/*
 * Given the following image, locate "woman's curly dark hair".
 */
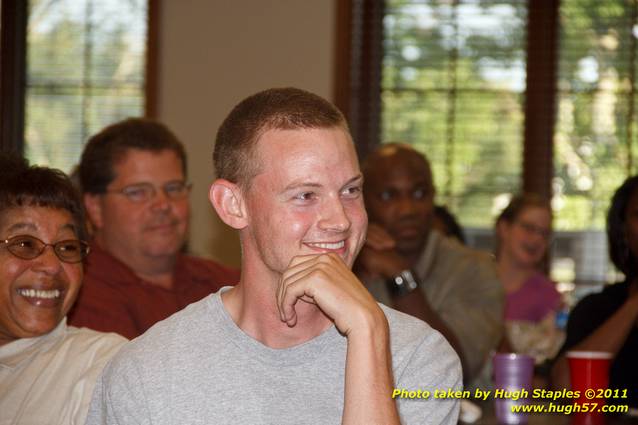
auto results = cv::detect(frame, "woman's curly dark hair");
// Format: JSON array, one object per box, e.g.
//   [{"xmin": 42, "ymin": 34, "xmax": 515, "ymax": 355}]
[{"xmin": 0, "ymin": 152, "xmax": 87, "ymax": 240}]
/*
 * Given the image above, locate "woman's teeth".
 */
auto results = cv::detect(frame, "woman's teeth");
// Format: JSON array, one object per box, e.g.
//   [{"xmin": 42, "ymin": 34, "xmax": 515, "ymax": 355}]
[{"xmin": 18, "ymin": 288, "xmax": 61, "ymax": 299}]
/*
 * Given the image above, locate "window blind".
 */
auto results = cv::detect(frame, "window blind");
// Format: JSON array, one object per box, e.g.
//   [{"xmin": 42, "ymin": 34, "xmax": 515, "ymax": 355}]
[
  {"xmin": 381, "ymin": 0, "xmax": 528, "ymax": 228},
  {"xmin": 345, "ymin": 0, "xmax": 637, "ymax": 286},
  {"xmin": 24, "ymin": 0, "xmax": 148, "ymax": 173}
]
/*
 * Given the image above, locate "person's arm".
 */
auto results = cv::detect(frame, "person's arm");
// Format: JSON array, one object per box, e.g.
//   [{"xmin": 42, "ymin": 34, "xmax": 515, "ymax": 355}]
[
  {"xmin": 342, "ymin": 309, "xmax": 398, "ymax": 424},
  {"xmin": 355, "ymin": 224, "xmax": 470, "ymax": 381},
  {"xmin": 278, "ymin": 253, "xmax": 400, "ymax": 425},
  {"xmin": 551, "ymin": 287, "xmax": 638, "ymax": 390}
]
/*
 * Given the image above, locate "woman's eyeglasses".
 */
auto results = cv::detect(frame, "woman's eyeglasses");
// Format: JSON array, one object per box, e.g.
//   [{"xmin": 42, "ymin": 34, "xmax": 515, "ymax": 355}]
[
  {"xmin": 515, "ymin": 220, "xmax": 551, "ymax": 240},
  {"xmin": 1, "ymin": 235, "xmax": 90, "ymax": 263}
]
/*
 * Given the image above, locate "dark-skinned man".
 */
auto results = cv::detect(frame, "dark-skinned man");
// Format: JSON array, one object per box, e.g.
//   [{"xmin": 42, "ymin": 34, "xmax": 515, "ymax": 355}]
[{"xmin": 356, "ymin": 142, "xmax": 504, "ymax": 387}]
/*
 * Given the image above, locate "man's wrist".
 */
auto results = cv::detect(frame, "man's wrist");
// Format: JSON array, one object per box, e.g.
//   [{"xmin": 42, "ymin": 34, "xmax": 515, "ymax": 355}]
[{"xmin": 385, "ymin": 269, "xmax": 420, "ymax": 297}]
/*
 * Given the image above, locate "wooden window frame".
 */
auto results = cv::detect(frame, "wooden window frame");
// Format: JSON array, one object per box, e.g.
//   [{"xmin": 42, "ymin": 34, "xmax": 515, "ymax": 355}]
[
  {"xmin": 335, "ymin": 0, "xmax": 560, "ymax": 201},
  {"xmin": 1, "ymin": 0, "xmax": 27, "ymax": 153},
  {"xmin": 0, "ymin": 0, "xmax": 159, "ymax": 153}
]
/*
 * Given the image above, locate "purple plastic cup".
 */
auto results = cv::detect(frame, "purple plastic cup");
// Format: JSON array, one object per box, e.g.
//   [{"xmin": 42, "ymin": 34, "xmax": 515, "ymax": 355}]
[{"xmin": 493, "ymin": 353, "xmax": 535, "ymax": 424}]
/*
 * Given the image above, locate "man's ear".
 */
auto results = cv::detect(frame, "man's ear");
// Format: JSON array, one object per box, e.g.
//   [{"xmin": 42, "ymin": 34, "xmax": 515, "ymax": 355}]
[
  {"xmin": 83, "ymin": 193, "xmax": 104, "ymax": 229},
  {"xmin": 209, "ymin": 179, "xmax": 248, "ymax": 230}
]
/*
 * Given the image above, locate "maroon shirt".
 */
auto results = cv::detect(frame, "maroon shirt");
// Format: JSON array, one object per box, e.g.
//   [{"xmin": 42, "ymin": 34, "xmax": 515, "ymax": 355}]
[{"xmin": 68, "ymin": 244, "xmax": 239, "ymax": 339}]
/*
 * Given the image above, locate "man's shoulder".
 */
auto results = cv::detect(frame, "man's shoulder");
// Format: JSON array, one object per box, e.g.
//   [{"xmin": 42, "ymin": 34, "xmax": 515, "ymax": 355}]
[
  {"xmin": 381, "ymin": 303, "xmax": 429, "ymax": 337},
  {"xmin": 426, "ymin": 233, "xmax": 499, "ymax": 284},
  {"xmin": 178, "ymin": 254, "xmax": 240, "ymax": 284},
  {"xmin": 380, "ymin": 304, "xmax": 459, "ymax": 360},
  {"xmin": 83, "ymin": 246, "xmax": 136, "ymax": 286},
  {"xmin": 380, "ymin": 304, "xmax": 462, "ymax": 391},
  {"xmin": 105, "ymin": 293, "xmax": 219, "ymax": 366},
  {"xmin": 178, "ymin": 254, "xmax": 230, "ymax": 271},
  {"xmin": 433, "ymin": 233, "xmax": 494, "ymax": 266}
]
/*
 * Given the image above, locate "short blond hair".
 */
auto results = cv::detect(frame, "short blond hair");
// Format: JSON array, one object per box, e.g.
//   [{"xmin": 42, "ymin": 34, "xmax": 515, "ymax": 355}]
[{"xmin": 213, "ymin": 87, "xmax": 349, "ymax": 188}]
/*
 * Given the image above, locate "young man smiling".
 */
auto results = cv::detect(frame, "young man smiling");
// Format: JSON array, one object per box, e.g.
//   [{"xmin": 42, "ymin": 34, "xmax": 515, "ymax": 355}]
[{"xmin": 87, "ymin": 88, "xmax": 461, "ymax": 424}]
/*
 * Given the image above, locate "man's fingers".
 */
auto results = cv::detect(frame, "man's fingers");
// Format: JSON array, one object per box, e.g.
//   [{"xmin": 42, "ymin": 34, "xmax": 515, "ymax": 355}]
[
  {"xmin": 365, "ymin": 225, "xmax": 396, "ymax": 250},
  {"xmin": 284, "ymin": 255, "xmax": 321, "ymax": 279},
  {"xmin": 278, "ymin": 255, "xmax": 322, "ymax": 321},
  {"xmin": 278, "ymin": 255, "xmax": 334, "ymax": 322},
  {"xmin": 365, "ymin": 235, "xmax": 394, "ymax": 250},
  {"xmin": 367, "ymin": 222, "xmax": 394, "ymax": 238},
  {"xmin": 283, "ymin": 253, "xmax": 344, "ymax": 282},
  {"xmin": 278, "ymin": 252, "xmax": 384, "ymax": 336},
  {"xmin": 278, "ymin": 268, "xmax": 321, "ymax": 326},
  {"xmin": 287, "ymin": 254, "xmax": 322, "ymax": 268}
]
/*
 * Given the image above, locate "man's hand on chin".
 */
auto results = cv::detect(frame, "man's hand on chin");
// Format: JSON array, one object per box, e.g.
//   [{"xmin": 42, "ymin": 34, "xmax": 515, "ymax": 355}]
[
  {"xmin": 276, "ymin": 253, "xmax": 387, "ymax": 336},
  {"xmin": 277, "ymin": 252, "xmax": 400, "ymax": 425},
  {"xmin": 356, "ymin": 223, "xmax": 410, "ymax": 280}
]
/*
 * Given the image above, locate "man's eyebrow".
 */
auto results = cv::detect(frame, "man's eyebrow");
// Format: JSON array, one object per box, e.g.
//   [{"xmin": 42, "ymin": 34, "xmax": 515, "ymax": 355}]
[
  {"xmin": 343, "ymin": 174, "xmax": 364, "ymax": 187},
  {"xmin": 283, "ymin": 181, "xmax": 323, "ymax": 191},
  {"xmin": 283, "ymin": 174, "xmax": 364, "ymax": 192}
]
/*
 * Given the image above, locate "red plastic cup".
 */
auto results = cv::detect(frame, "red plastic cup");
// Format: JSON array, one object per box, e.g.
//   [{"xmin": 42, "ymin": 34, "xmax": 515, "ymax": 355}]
[
  {"xmin": 566, "ymin": 351, "xmax": 613, "ymax": 402},
  {"xmin": 566, "ymin": 351, "xmax": 613, "ymax": 425}
]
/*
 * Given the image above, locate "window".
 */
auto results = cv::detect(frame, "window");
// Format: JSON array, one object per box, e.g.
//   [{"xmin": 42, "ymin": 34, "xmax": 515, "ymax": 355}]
[
  {"xmin": 341, "ymin": 0, "xmax": 637, "ymax": 286},
  {"xmin": 554, "ymin": 0, "xmax": 638, "ymax": 233},
  {"xmin": 553, "ymin": 0, "xmax": 638, "ymax": 285},
  {"xmin": 23, "ymin": 0, "xmax": 151, "ymax": 173},
  {"xmin": 1, "ymin": 0, "xmax": 28, "ymax": 152},
  {"xmin": 381, "ymin": 0, "xmax": 528, "ymax": 227}
]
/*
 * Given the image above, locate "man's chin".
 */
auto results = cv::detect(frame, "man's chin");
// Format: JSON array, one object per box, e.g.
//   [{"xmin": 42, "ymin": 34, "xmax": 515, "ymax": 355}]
[
  {"xmin": 143, "ymin": 240, "xmax": 184, "ymax": 258},
  {"xmin": 395, "ymin": 238, "xmax": 426, "ymax": 258}
]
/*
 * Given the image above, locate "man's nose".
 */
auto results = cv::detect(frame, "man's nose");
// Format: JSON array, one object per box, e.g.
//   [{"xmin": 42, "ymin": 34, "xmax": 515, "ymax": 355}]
[
  {"xmin": 318, "ymin": 198, "xmax": 351, "ymax": 232},
  {"xmin": 149, "ymin": 188, "xmax": 171, "ymax": 211},
  {"xmin": 395, "ymin": 195, "xmax": 419, "ymax": 217}
]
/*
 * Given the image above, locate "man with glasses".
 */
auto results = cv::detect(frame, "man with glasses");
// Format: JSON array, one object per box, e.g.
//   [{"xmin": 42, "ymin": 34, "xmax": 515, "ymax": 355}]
[
  {"xmin": 356, "ymin": 143, "xmax": 504, "ymax": 388},
  {"xmin": 69, "ymin": 118, "xmax": 239, "ymax": 339},
  {"xmin": 0, "ymin": 153, "xmax": 126, "ymax": 424}
]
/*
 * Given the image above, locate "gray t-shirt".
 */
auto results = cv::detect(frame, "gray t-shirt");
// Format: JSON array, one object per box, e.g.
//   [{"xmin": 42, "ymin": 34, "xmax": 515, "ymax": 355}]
[{"xmin": 86, "ymin": 288, "xmax": 461, "ymax": 424}]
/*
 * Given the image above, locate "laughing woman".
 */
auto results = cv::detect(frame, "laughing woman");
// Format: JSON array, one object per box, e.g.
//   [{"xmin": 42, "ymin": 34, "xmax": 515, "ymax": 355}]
[
  {"xmin": 495, "ymin": 194, "xmax": 563, "ymax": 364},
  {"xmin": 0, "ymin": 153, "xmax": 126, "ymax": 424}
]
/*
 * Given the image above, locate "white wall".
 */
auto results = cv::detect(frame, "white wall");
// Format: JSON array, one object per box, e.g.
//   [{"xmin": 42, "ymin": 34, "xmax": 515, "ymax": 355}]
[{"xmin": 157, "ymin": 0, "xmax": 336, "ymax": 267}]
